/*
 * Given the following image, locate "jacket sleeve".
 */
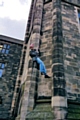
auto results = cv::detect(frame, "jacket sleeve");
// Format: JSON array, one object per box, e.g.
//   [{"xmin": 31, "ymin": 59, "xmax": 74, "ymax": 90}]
[{"xmin": 38, "ymin": 49, "xmax": 41, "ymax": 56}]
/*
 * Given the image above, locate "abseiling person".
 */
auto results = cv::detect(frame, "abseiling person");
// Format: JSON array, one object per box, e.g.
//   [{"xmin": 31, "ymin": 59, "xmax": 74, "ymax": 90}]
[{"xmin": 29, "ymin": 44, "xmax": 51, "ymax": 78}]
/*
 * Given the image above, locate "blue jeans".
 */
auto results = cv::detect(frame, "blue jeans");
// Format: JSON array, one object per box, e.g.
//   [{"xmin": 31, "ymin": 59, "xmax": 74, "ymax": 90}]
[{"xmin": 36, "ymin": 57, "xmax": 46, "ymax": 74}]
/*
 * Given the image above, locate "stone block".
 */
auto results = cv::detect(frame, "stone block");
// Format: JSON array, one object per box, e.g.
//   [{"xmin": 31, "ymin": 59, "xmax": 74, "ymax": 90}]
[
  {"xmin": 53, "ymin": 107, "xmax": 67, "ymax": 120},
  {"xmin": 52, "ymin": 96, "xmax": 67, "ymax": 107}
]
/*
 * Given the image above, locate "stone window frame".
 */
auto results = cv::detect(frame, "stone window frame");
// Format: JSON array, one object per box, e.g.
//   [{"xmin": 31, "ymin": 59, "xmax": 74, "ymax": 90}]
[{"xmin": 0, "ymin": 43, "xmax": 10, "ymax": 54}]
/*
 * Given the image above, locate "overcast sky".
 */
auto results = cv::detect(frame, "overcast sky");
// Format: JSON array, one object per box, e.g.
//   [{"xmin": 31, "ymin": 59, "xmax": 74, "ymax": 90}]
[{"xmin": 0, "ymin": 0, "xmax": 31, "ymax": 40}]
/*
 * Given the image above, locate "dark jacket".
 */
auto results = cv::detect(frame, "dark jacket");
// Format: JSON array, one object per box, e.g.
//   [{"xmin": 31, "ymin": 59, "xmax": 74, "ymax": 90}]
[{"xmin": 29, "ymin": 49, "xmax": 40, "ymax": 58}]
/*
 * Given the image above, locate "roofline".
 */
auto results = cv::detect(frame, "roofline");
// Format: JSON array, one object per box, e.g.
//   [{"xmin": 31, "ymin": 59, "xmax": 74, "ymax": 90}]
[
  {"xmin": 0, "ymin": 35, "xmax": 24, "ymax": 45},
  {"xmin": 62, "ymin": 0, "xmax": 80, "ymax": 8}
]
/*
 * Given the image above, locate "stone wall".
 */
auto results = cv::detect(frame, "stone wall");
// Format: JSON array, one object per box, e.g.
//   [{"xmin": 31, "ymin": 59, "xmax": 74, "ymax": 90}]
[
  {"xmin": 0, "ymin": 40, "xmax": 23, "ymax": 119},
  {"xmin": 62, "ymin": 2, "xmax": 80, "ymax": 101}
]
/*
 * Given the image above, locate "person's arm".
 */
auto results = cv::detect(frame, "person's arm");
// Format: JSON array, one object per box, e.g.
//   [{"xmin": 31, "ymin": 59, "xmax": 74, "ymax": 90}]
[
  {"xmin": 38, "ymin": 49, "xmax": 41, "ymax": 56},
  {"xmin": 36, "ymin": 49, "xmax": 41, "ymax": 56},
  {"xmin": 29, "ymin": 51, "xmax": 32, "ymax": 58}
]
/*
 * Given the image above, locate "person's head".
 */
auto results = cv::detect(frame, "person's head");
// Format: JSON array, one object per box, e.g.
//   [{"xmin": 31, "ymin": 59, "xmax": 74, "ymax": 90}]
[{"xmin": 30, "ymin": 44, "xmax": 34, "ymax": 49}]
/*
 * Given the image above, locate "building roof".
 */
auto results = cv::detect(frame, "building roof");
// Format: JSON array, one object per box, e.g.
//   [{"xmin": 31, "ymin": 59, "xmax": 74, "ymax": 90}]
[{"xmin": 0, "ymin": 35, "xmax": 24, "ymax": 45}]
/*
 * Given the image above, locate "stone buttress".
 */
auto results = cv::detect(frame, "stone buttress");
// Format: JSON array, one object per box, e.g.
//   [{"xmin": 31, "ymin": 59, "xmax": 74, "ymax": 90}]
[
  {"xmin": 51, "ymin": 0, "xmax": 67, "ymax": 119},
  {"xmin": 19, "ymin": 0, "xmax": 44, "ymax": 120}
]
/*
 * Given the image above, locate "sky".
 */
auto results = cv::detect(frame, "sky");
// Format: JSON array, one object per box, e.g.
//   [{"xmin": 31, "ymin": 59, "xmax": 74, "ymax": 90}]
[{"xmin": 0, "ymin": 0, "xmax": 31, "ymax": 40}]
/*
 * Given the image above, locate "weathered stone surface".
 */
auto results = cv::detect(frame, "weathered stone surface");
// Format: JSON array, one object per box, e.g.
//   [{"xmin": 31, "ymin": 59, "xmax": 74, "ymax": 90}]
[
  {"xmin": 62, "ymin": 1, "xmax": 80, "ymax": 101},
  {"xmin": 68, "ymin": 101, "xmax": 80, "ymax": 119},
  {"xmin": 38, "ymin": 75, "xmax": 52, "ymax": 97},
  {"xmin": 0, "ymin": 36, "xmax": 23, "ymax": 119},
  {"xmin": 26, "ymin": 103, "xmax": 54, "ymax": 120}
]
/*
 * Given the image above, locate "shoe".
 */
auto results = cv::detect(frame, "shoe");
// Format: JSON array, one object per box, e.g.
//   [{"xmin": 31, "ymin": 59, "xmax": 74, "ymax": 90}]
[
  {"xmin": 45, "ymin": 74, "xmax": 51, "ymax": 78},
  {"xmin": 41, "ymin": 72, "xmax": 44, "ymax": 75}
]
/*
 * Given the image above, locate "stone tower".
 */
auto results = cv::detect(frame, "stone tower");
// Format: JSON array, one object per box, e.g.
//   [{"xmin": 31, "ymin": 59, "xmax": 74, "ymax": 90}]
[{"xmin": 12, "ymin": 0, "xmax": 80, "ymax": 120}]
